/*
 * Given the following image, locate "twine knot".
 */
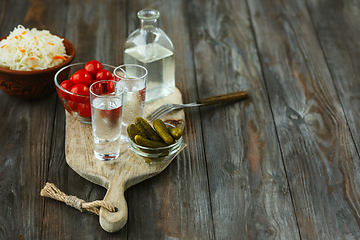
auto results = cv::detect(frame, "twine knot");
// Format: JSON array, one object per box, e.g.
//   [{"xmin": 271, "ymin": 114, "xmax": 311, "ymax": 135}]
[
  {"xmin": 65, "ymin": 195, "xmax": 85, "ymax": 212},
  {"xmin": 40, "ymin": 182, "xmax": 116, "ymax": 215}
]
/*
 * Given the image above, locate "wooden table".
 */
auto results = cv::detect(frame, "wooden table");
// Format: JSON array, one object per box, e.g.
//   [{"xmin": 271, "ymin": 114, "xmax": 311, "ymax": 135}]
[{"xmin": 1, "ymin": 0, "xmax": 360, "ymax": 239}]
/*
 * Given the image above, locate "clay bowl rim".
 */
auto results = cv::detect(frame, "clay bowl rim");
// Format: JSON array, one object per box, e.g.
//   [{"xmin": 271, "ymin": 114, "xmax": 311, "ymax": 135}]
[
  {"xmin": 0, "ymin": 36, "xmax": 76, "ymax": 76},
  {"xmin": 54, "ymin": 62, "xmax": 116, "ymax": 98}
]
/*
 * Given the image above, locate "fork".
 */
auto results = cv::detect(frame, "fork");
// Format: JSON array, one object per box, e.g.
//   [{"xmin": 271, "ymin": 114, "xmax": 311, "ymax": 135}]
[{"xmin": 146, "ymin": 91, "xmax": 248, "ymax": 122}]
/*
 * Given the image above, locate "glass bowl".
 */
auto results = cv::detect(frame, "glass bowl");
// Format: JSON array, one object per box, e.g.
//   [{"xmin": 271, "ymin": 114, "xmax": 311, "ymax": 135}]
[
  {"xmin": 128, "ymin": 123, "xmax": 183, "ymax": 164},
  {"xmin": 54, "ymin": 62, "xmax": 116, "ymax": 124}
]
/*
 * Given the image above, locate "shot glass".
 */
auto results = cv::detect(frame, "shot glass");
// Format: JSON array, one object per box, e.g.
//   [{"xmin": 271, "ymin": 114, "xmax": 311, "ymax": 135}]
[
  {"xmin": 90, "ymin": 80, "xmax": 124, "ymax": 161},
  {"xmin": 114, "ymin": 64, "xmax": 148, "ymax": 142}
]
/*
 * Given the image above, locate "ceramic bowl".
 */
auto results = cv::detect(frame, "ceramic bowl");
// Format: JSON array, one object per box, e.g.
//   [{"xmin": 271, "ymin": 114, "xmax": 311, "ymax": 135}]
[
  {"xmin": 0, "ymin": 36, "xmax": 75, "ymax": 99},
  {"xmin": 54, "ymin": 62, "xmax": 116, "ymax": 124},
  {"xmin": 128, "ymin": 123, "xmax": 183, "ymax": 164}
]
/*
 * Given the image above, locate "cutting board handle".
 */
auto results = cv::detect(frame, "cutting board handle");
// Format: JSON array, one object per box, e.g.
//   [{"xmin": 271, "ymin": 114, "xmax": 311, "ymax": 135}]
[{"xmin": 99, "ymin": 175, "xmax": 127, "ymax": 233}]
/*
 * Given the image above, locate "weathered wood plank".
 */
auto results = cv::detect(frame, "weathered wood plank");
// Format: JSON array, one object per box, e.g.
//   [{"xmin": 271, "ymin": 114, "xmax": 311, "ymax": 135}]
[
  {"xmin": 62, "ymin": 0, "xmax": 126, "ymax": 66},
  {"xmin": 126, "ymin": 0, "xmax": 215, "ymax": 239},
  {"xmin": 186, "ymin": 0, "xmax": 300, "ymax": 239},
  {"xmin": 0, "ymin": 94, "xmax": 58, "ymax": 239},
  {"xmin": 306, "ymin": 0, "xmax": 360, "ymax": 171},
  {"xmin": 0, "ymin": 0, "xmax": 8, "ymax": 32},
  {"xmin": 0, "ymin": 0, "xmax": 67, "ymax": 239},
  {"xmin": 249, "ymin": 0, "xmax": 360, "ymax": 238}
]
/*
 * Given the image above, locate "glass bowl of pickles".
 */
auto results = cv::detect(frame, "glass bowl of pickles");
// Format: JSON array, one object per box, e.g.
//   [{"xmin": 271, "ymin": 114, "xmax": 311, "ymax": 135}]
[{"xmin": 128, "ymin": 117, "xmax": 183, "ymax": 164}]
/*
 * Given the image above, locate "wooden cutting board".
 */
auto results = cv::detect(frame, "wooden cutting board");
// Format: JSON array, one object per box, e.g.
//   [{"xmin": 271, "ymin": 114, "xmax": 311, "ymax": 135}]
[{"xmin": 65, "ymin": 88, "xmax": 186, "ymax": 233}]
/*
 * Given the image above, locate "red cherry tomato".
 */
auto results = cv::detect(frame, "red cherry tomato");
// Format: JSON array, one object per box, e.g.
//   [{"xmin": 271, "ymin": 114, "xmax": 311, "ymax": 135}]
[
  {"xmin": 107, "ymin": 81, "xmax": 115, "ymax": 93},
  {"xmin": 59, "ymin": 80, "xmax": 74, "ymax": 100},
  {"xmin": 114, "ymin": 73, "xmax": 123, "ymax": 82},
  {"xmin": 67, "ymin": 100, "xmax": 78, "ymax": 112},
  {"xmin": 96, "ymin": 69, "xmax": 112, "ymax": 80},
  {"xmin": 91, "ymin": 82, "xmax": 104, "ymax": 95},
  {"xmin": 71, "ymin": 69, "xmax": 92, "ymax": 86},
  {"xmin": 100, "ymin": 106, "xmax": 122, "ymax": 123},
  {"xmin": 90, "ymin": 79, "xmax": 102, "ymax": 91},
  {"xmin": 70, "ymin": 84, "xmax": 90, "ymax": 103},
  {"xmin": 85, "ymin": 60, "xmax": 103, "ymax": 79},
  {"xmin": 138, "ymin": 86, "xmax": 146, "ymax": 102},
  {"xmin": 78, "ymin": 101, "xmax": 91, "ymax": 118}
]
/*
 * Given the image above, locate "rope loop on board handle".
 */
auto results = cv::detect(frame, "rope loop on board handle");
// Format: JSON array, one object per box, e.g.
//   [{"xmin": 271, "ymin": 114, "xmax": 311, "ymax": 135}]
[{"xmin": 40, "ymin": 182, "xmax": 116, "ymax": 215}]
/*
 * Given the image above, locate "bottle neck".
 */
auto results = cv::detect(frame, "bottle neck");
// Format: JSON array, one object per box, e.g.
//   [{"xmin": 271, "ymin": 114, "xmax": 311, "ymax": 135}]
[{"xmin": 140, "ymin": 19, "xmax": 157, "ymax": 29}]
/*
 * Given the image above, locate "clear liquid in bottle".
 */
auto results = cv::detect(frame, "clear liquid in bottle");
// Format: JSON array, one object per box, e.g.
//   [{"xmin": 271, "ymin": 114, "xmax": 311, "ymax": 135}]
[
  {"xmin": 124, "ymin": 9, "xmax": 175, "ymax": 103},
  {"xmin": 124, "ymin": 43, "xmax": 174, "ymax": 102}
]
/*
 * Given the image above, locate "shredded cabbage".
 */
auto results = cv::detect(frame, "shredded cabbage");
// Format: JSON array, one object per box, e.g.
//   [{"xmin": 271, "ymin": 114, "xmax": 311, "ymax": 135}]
[{"xmin": 0, "ymin": 25, "xmax": 68, "ymax": 71}]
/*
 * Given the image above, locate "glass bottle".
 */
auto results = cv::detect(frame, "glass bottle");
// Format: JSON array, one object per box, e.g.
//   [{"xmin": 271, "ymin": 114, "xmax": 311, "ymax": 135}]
[{"xmin": 124, "ymin": 9, "xmax": 175, "ymax": 103}]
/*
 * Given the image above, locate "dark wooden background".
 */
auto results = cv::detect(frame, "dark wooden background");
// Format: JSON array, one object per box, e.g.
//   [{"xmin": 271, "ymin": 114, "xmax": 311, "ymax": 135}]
[{"xmin": 1, "ymin": 0, "xmax": 360, "ymax": 239}]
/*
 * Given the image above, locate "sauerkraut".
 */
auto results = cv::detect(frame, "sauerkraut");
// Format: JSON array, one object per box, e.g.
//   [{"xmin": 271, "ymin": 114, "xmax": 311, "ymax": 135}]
[{"xmin": 0, "ymin": 25, "xmax": 68, "ymax": 71}]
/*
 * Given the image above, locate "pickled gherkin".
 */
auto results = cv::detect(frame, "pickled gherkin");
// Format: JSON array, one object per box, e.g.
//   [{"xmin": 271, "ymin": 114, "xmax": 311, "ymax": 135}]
[
  {"xmin": 128, "ymin": 117, "xmax": 184, "ymax": 164},
  {"xmin": 127, "ymin": 124, "xmax": 146, "ymax": 142},
  {"xmin": 135, "ymin": 117, "xmax": 163, "ymax": 141},
  {"xmin": 153, "ymin": 119, "xmax": 174, "ymax": 144},
  {"xmin": 129, "ymin": 117, "xmax": 183, "ymax": 148},
  {"xmin": 169, "ymin": 127, "xmax": 183, "ymax": 140},
  {"xmin": 134, "ymin": 135, "xmax": 168, "ymax": 148}
]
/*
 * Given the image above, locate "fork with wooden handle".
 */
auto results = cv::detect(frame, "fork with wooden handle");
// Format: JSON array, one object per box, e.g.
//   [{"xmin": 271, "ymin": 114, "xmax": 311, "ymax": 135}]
[{"xmin": 146, "ymin": 91, "xmax": 248, "ymax": 121}]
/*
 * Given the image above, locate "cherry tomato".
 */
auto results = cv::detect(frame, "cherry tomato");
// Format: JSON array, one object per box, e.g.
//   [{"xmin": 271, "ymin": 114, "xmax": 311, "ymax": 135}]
[
  {"xmin": 67, "ymin": 100, "xmax": 78, "ymax": 112},
  {"xmin": 96, "ymin": 69, "xmax": 112, "ymax": 80},
  {"xmin": 71, "ymin": 69, "xmax": 92, "ymax": 86},
  {"xmin": 114, "ymin": 72, "xmax": 123, "ymax": 81},
  {"xmin": 84, "ymin": 60, "xmax": 103, "ymax": 79},
  {"xmin": 59, "ymin": 80, "xmax": 74, "ymax": 100},
  {"xmin": 91, "ymin": 82, "xmax": 104, "ymax": 95},
  {"xmin": 78, "ymin": 101, "xmax": 91, "ymax": 118},
  {"xmin": 138, "ymin": 86, "xmax": 146, "ymax": 102},
  {"xmin": 107, "ymin": 81, "xmax": 115, "ymax": 93},
  {"xmin": 90, "ymin": 79, "xmax": 102, "ymax": 89},
  {"xmin": 70, "ymin": 84, "xmax": 90, "ymax": 103},
  {"xmin": 100, "ymin": 106, "xmax": 122, "ymax": 123}
]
